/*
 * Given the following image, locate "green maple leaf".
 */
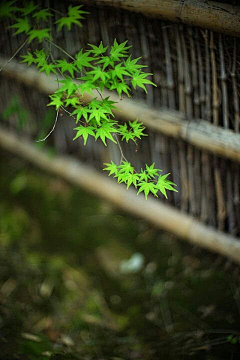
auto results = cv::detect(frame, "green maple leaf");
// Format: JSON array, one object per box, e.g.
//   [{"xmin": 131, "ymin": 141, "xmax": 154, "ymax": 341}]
[
  {"xmin": 129, "ymin": 120, "xmax": 146, "ymax": 139},
  {"xmin": 103, "ymin": 161, "xmax": 119, "ymax": 176},
  {"xmin": 156, "ymin": 174, "xmax": 178, "ymax": 199},
  {"xmin": 19, "ymin": 1, "xmax": 38, "ymax": 16},
  {"xmin": 88, "ymin": 107, "xmax": 110, "ymax": 125},
  {"xmin": 95, "ymin": 122, "xmax": 117, "ymax": 145},
  {"xmin": 138, "ymin": 170, "xmax": 149, "ymax": 182},
  {"xmin": 72, "ymin": 106, "xmax": 89, "ymax": 122},
  {"xmin": 88, "ymin": 41, "xmax": 107, "ymax": 57},
  {"xmin": 38, "ymin": 63, "xmax": 57, "ymax": 76},
  {"xmin": 116, "ymin": 172, "xmax": 129, "ymax": 184},
  {"xmin": 21, "ymin": 51, "xmax": 36, "ymax": 66},
  {"xmin": 110, "ymin": 80, "xmax": 130, "ymax": 97},
  {"xmin": 124, "ymin": 56, "xmax": 146, "ymax": 74},
  {"xmin": 87, "ymin": 98, "xmax": 115, "ymax": 125},
  {"xmin": 108, "ymin": 63, "xmax": 130, "ymax": 81},
  {"xmin": 64, "ymin": 97, "xmax": 80, "ymax": 107},
  {"xmin": 145, "ymin": 163, "xmax": 161, "ymax": 179},
  {"xmin": 118, "ymin": 123, "xmax": 135, "ymax": 143},
  {"xmin": 118, "ymin": 161, "xmax": 134, "ymax": 174},
  {"xmin": 96, "ymin": 56, "xmax": 114, "ymax": 70},
  {"xmin": 125, "ymin": 173, "xmax": 139, "ymax": 189},
  {"xmin": 9, "ymin": 17, "xmax": 30, "ymax": 35},
  {"xmin": 75, "ymin": 49, "xmax": 94, "ymax": 70},
  {"xmin": 0, "ymin": 1, "xmax": 18, "ymax": 18},
  {"xmin": 33, "ymin": 8, "xmax": 53, "ymax": 22},
  {"xmin": 137, "ymin": 181, "xmax": 158, "ymax": 200},
  {"xmin": 110, "ymin": 39, "xmax": 131, "ymax": 62},
  {"xmin": 55, "ymin": 16, "xmax": 82, "ymax": 31},
  {"xmin": 73, "ymin": 125, "xmax": 95, "ymax": 145},
  {"xmin": 68, "ymin": 5, "xmax": 89, "ymax": 19},
  {"xmin": 34, "ymin": 49, "xmax": 47, "ymax": 66},
  {"xmin": 77, "ymin": 81, "xmax": 95, "ymax": 96},
  {"xmin": 28, "ymin": 28, "xmax": 51, "ymax": 43},
  {"xmin": 87, "ymin": 67, "xmax": 110, "ymax": 83},
  {"xmin": 47, "ymin": 94, "xmax": 63, "ymax": 110},
  {"xmin": 131, "ymin": 71, "xmax": 157, "ymax": 93},
  {"xmin": 101, "ymin": 97, "xmax": 118, "ymax": 112},
  {"xmin": 55, "ymin": 77, "xmax": 78, "ymax": 97},
  {"xmin": 55, "ymin": 59, "xmax": 77, "ymax": 77}
]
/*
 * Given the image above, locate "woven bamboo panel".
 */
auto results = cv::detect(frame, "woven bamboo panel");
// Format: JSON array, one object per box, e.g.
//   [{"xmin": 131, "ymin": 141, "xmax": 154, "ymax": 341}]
[{"xmin": 0, "ymin": 2, "xmax": 240, "ymax": 236}]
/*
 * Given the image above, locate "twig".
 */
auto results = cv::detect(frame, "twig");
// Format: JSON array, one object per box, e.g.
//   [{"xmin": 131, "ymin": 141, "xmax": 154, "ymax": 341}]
[
  {"xmin": 47, "ymin": 39, "xmax": 75, "ymax": 61},
  {"xmin": 113, "ymin": 134, "xmax": 128, "ymax": 163},
  {"xmin": 36, "ymin": 109, "xmax": 59, "ymax": 142},
  {"xmin": 0, "ymin": 37, "xmax": 29, "ymax": 73}
]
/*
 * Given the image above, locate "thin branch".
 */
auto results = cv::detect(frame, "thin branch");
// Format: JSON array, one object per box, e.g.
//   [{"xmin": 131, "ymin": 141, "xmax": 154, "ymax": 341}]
[
  {"xmin": 0, "ymin": 37, "xmax": 29, "ymax": 73},
  {"xmin": 113, "ymin": 133, "xmax": 128, "ymax": 163},
  {"xmin": 47, "ymin": 39, "xmax": 75, "ymax": 61},
  {"xmin": 36, "ymin": 109, "xmax": 59, "ymax": 142}
]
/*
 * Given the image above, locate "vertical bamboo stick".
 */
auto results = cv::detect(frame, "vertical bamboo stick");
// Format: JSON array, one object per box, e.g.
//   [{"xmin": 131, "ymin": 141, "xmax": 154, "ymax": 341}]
[
  {"xmin": 219, "ymin": 34, "xmax": 229, "ymax": 129},
  {"xmin": 181, "ymin": 26, "xmax": 196, "ymax": 215},
  {"xmin": 188, "ymin": 27, "xmax": 200, "ymax": 119},
  {"xmin": 231, "ymin": 38, "xmax": 240, "ymax": 134},
  {"xmin": 175, "ymin": 24, "xmax": 185, "ymax": 113},
  {"xmin": 189, "ymin": 27, "xmax": 202, "ymax": 216},
  {"xmin": 210, "ymin": 32, "xmax": 220, "ymax": 126},
  {"xmin": 196, "ymin": 30, "xmax": 205, "ymax": 120},
  {"xmin": 175, "ymin": 25, "xmax": 188, "ymax": 212},
  {"xmin": 209, "ymin": 32, "xmax": 226, "ymax": 231},
  {"xmin": 219, "ymin": 34, "xmax": 235, "ymax": 233},
  {"xmin": 162, "ymin": 25, "xmax": 175, "ymax": 109}
]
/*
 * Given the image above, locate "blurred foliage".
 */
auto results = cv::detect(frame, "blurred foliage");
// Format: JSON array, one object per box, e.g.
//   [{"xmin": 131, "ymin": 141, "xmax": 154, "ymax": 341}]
[{"xmin": 1, "ymin": 152, "xmax": 240, "ymax": 359}]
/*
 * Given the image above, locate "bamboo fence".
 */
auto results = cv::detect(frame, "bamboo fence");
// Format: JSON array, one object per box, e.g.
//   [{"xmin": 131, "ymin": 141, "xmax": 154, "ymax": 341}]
[{"xmin": 0, "ymin": 0, "xmax": 240, "ymax": 258}]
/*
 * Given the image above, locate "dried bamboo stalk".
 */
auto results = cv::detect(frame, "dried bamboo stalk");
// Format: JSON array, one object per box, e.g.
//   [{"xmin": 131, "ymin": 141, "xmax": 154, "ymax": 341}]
[
  {"xmin": 79, "ymin": 0, "xmax": 240, "ymax": 38},
  {"xmin": 203, "ymin": 30, "xmax": 211, "ymax": 122},
  {"xmin": 180, "ymin": 26, "xmax": 196, "ymax": 215},
  {"xmin": 174, "ymin": 25, "xmax": 188, "ymax": 211},
  {"xmin": 189, "ymin": 27, "xmax": 200, "ymax": 119},
  {"xmin": 189, "ymin": 27, "xmax": 202, "ymax": 216},
  {"xmin": 1, "ymin": 125, "xmax": 240, "ymax": 263},
  {"xmin": 219, "ymin": 33, "xmax": 234, "ymax": 234},
  {"xmin": 210, "ymin": 32, "xmax": 220, "ymax": 127},
  {"xmin": 162, "ymin": 25, "xmax": 175, "ymax": 109},
  {"xmin": 175, "ymin": 25, "xmax": 185, "ymax": 113},
  {"xmin": 200, "ymin": 30, "xmax": 213, "ymax": 223},
  {"xmin": 232, "ymin": 38, "xmax": 240, "ymax": 133},
  {"xmin": 196, "ymin": 30, "xmax": 205, "ymax": 120},
  {"xmin": 210, "ymin": 33, "xmax": 226, "ymax": 230},
  {"xmin": 219, "ymin": 34, "xmax": 229, "ymax": 129}
]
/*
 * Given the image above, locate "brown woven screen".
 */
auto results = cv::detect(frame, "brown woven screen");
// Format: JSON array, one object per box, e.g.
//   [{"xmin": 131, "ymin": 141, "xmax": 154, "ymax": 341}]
[{"xmin": 0, "ymin": 2, "xmax": 240, "ymax": 236}]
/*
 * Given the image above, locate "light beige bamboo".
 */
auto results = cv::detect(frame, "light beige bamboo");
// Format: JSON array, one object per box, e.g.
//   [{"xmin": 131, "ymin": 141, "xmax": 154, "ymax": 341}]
[
  {"xmin": 79, "ymin": 0, "xmax": 240, "ymax": 38},
  {"xmin": 1, "ymin": 58, "xmax": 240, "ymax": 162},
  {"xmin": 1, "ymin": 125, "xmax": 240, "ymax": 263}
]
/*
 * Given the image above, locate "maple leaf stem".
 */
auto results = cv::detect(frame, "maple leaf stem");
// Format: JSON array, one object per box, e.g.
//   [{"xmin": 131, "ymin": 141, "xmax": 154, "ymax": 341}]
[
  {"xmin": 49, "ymin": 7, "xmax": 64, "ymax": 17},
  {"xmin": 36, "ymin": 108, "xmax": 60, "ymax": 142},
  {"xmin": 0, "ymin": 37, "xmax": 29, "ymax": 73},
  {"xmin": 113, "ymin": 134, "xmax": 128, "ymax": 163},
  {"xmin": 47, "ymin": 39, "xmax": 75, "ymax": 61},
  {"xmin": 60, "ymin": 106, "xmax": 84, "ymax": 124}
]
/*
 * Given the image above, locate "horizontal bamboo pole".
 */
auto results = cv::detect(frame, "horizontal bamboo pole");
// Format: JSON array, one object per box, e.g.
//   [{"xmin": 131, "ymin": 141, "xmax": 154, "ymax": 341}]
[
  {"xmin": 0, "ymin": 125, "xmax": 240, "ymax": 263},
  {"xmin": 79, "ymin": 0, "xmax": 240, "ymax": 38},
  {"xmin": 1, "ymin": 58, "xmax": 240, "ymax": 162}
]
